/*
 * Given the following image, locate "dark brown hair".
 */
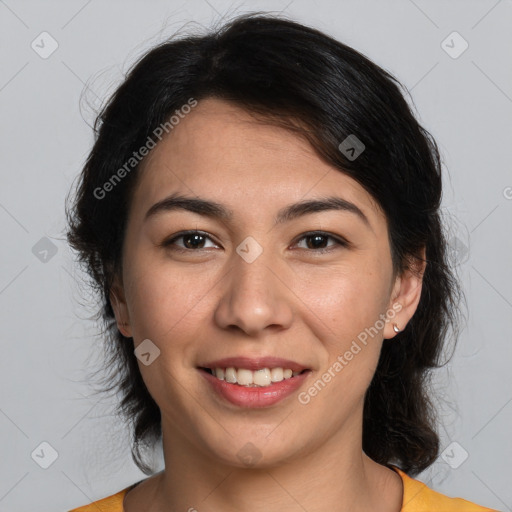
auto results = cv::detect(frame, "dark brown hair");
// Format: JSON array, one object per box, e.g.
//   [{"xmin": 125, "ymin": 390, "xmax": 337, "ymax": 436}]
[{"xmin": 66, "ymin": 12, "xmax": 462, "ymax": 476}]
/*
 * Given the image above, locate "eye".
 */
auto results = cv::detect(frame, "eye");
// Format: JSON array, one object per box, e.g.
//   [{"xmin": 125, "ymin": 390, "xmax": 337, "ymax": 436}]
[
  {"xmin": 160, "ymin": 230, "xmax": 348, "ymax": 253},
  {"xmin": 292, "ymin": 231, "xmax": 348, "ymax": 253},
  {"xmin": 161, "ymin": 230, "xmax": 219, "ymax": 251}
]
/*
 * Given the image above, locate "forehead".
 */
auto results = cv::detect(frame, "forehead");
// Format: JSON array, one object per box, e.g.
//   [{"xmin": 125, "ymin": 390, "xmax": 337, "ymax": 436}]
[{"xmin": 131, "ymin": 98, "xmax": 384, "ymax": 224}]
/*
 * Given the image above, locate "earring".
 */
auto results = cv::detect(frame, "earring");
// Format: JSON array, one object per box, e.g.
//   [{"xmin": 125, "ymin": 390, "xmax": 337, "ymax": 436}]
[{"xmin": 393, "ymin": 323, "xmax": 401, "ymax": 333}]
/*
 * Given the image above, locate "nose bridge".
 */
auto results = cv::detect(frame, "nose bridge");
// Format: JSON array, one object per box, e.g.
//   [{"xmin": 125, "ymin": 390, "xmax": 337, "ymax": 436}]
[
  {"xmin": 234, "ymin": 241, "xmax": 273, "ymax": 298},
  {"xmin": 214, "ymin": 236, "xmax": 293, "ymax": 336}
]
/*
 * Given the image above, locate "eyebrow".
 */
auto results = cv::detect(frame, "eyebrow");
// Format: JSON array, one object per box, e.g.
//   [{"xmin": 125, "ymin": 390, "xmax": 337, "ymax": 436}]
[{"xmin": 144, "ymin": 192, "xmax": 372, "ymax": 230}]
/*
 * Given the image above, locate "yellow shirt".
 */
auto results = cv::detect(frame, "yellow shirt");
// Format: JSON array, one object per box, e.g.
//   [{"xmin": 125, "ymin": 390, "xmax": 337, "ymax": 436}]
[{"xmin": 68, "ymin": 467, "xmax": 498, "ymax": 511}]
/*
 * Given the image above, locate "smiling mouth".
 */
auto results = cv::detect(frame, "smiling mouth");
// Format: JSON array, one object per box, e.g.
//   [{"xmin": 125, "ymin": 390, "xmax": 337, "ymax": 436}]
[{"xmin": 198, "ymin": 366, "xmax": 310, "ymax": 387}]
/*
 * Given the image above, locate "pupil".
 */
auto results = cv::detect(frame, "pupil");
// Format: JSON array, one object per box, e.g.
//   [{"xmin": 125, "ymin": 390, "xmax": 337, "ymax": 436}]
[
  {"xmin": 183, "ymin": 234, "xmax": 327, "ymax": 250},
  {"xmin": 308, "ymin": 235, "xmax": 326, "ymax": 249},
  {"xmin": 185, "ymin": 234, "xmax": 204, "ymax": 249}
]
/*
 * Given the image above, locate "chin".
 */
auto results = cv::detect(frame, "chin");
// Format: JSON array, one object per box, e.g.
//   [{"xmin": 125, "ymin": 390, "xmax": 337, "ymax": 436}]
[{"xmin": 202, "ymin": 431, "xmax": 309, "ymax": 470}]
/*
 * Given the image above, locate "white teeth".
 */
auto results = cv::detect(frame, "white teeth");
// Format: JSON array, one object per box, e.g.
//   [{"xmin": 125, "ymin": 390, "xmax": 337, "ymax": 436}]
[
  {"xmin": 237, "ymin": 368, "xmax": 253, "ymax": 386},
  {"xmin": 209, "ymin": 366, "xmax": 302, "ymax": 386},
  {"xmin": 270, "ymin": 367, "xmax": 283, "ymax": 382},
  {"xmin": 253, "ymin": 368, "xmax": 271, "ymax": 386},
  {"xmin": 225, "ymin": 367, "xmax": 237, "ymax": 383}
]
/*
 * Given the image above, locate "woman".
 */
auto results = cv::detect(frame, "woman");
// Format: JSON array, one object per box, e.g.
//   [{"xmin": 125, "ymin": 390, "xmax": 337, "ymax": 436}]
[{"xmin": 67, "ymin": 13, "xmax": 497, "ymax": 512}]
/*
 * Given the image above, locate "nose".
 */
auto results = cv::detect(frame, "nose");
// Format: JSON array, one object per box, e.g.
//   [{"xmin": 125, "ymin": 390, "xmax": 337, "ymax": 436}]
[{"xmin": 213, "ymin": 245, "xmax": 294, "ymax": 337}]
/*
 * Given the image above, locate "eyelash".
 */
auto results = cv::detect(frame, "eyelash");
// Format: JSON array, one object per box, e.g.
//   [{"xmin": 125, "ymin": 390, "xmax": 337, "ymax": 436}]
[{"xmin": 160, "ymin": 230, "xmax": 349, "ymax": 254}]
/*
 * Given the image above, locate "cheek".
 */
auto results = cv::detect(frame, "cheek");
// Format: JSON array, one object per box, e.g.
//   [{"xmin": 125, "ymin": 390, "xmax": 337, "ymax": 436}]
[
  {"xmin": 124, "ymin": 253, "xmax": 218, "ymax": 342},
  {"xmin": 122, "ymin": 259, "xmax": 215, "ymax": 406},
  {"xmin": 295, "ymin": 259, "xmax": 391, "ymax": 340},
  {"xmin": 292, "ymin": 261, "xmax": 390, "ymax": 391}
]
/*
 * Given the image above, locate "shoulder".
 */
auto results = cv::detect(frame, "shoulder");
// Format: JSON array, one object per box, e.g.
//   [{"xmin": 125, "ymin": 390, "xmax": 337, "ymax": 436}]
[
  {"xmin": 67, "ymin": 482, "xmax": 139, "ymax": 512},
  {"xmin": 392, "ymin": 467, "xmax": 499, "ymax": 512}
]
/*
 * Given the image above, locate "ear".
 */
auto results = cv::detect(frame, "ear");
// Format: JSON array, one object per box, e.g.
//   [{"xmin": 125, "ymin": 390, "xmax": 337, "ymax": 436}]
[
  {"xmin": 384, "ymin": 246, "xmax": 427, "ymax": 339},
  {"xmin": 109, "ymin": 275, "xmax": 132, "ymax": 338}
]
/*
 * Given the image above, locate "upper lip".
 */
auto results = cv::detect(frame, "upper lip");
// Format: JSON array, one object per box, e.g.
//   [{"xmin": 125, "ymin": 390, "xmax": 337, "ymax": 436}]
[{"xmin": 199, "ymin": 356, "xmax": 310, "ymax": 373}]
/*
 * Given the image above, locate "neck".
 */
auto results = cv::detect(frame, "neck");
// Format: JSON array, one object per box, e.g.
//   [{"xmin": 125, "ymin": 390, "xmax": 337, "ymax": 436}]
[{"xmin": 150, "ymin": 415, "xmax": 403, "ymax": 512}]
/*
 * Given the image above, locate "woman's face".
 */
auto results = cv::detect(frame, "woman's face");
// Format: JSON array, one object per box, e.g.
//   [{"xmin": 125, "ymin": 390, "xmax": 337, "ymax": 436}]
[{"xmin": 111, "ymin": 97, "xmax": 423, "ymax": 468}]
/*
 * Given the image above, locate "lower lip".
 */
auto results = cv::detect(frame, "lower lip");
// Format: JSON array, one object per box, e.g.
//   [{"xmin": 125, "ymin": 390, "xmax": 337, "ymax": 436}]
[{"xmin": 198, "ymin": 369, "xmax": 311, "ymax": 408}]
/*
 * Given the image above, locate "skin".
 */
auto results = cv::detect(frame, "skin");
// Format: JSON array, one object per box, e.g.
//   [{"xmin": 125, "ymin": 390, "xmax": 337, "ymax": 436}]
[{"xmin": 111, "ymin": 97, "xmax": 426, "ymax": 512}]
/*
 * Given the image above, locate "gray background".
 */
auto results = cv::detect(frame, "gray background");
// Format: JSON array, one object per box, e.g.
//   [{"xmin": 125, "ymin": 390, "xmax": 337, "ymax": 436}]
[{"xmin": 1, "ymin": 1, "xmax": 511, "ymax": 510}]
